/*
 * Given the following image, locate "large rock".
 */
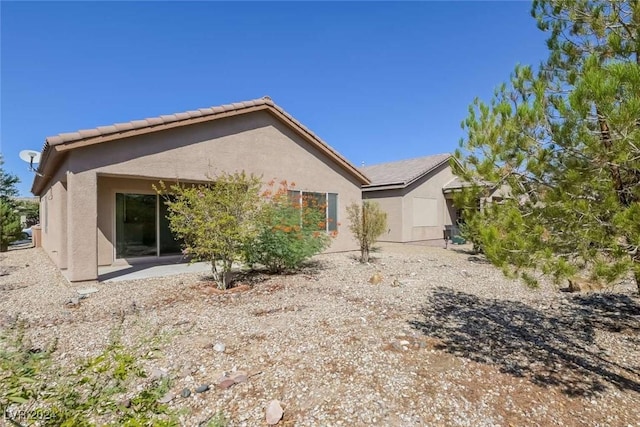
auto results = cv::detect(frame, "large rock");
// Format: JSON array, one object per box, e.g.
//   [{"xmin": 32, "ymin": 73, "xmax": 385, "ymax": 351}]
[
  {"xmin": 265, "ymin": 400, "xmax": 284, "ymax": 425},
  {"xmin": 567, "ymin": 277, "xmax": 604, "ymax": 292}
]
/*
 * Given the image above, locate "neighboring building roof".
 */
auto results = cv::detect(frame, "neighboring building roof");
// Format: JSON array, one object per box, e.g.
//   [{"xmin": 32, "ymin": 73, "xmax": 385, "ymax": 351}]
[
  {"xmin": 442, "ymin": 177, "xmax": 471, "ymax": 191},
  {"xmin": 360, "ymin": 153, "xmax": 452, "ymax": 190},
  {"xmin": 32, "ymin": 97, "xmax": 370, "ymax": 194},
  {"xmin": 442, "ymin": 176, "xmax": 494, "ymax": 193}
]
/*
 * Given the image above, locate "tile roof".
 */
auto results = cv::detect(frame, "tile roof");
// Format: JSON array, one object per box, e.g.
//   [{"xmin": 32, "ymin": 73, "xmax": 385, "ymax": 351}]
[
  {"xmin": 33, "ymin": 97, "xmax": 370, "ymax": 194},
  {"xmin": 46, "ymin": 97, "xmax": 283, "ymax": 146},
  {"xmin": 360, "ymin": 153, "xmax": 452, "ymax": 188}
]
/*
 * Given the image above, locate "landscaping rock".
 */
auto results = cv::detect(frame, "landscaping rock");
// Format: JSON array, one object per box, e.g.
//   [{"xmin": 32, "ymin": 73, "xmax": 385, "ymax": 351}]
[
  {"xmin": 157, "ymin": 391, "xmax": 175, "ymax": 404},
  {"xmin": 230, "ymin": 371, "xmax": 248, "ymax": 383},
  {"xmin": 213, "ymin": 342, "xmax": 226, "ymax": 353},
  {"xmin": 66, "ymin": 297, "xmax": 80, "ymax": 307},
  {"xmin": 77, "ymin": 287, "xmax": 99, "ymax": 299},
  {"xmin": 150, "ymin": 368, "xmax": 168, "ymax": 381},
  {"xmin": 266, "ymin": 400, "xmax": 284, "ymax": 425},
  {"xmin": 567, "ymin": 276, "xmax": 604, "ymax": 292},
  {"xmin": 181, "ymin": 388, "xmax": 191, "ymax": 398},
  {"xmin": 195, "ymin": 384, "xmax": 210, "ymax": 393},
  {"xmin": 217, "ymin": 378, "xmax": 236, "ymax": 389}
]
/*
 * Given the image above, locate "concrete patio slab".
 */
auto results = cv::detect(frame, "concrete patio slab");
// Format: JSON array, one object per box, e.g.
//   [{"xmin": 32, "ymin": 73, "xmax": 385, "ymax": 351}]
[{"xmin": 98, "ymin": 259, "xmax": 211, "ymax": 282}]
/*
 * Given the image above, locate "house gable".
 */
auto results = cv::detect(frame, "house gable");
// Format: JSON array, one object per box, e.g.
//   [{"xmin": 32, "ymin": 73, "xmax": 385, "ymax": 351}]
[{"xmin": 32, "ymin": 97, "xmax": 369, "ymax": 195}]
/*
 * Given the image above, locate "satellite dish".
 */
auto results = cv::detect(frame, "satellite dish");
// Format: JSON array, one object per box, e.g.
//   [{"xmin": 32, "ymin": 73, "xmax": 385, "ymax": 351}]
[
  {"xmin": 19, "ymin": 149, "xmax": 41, "ymax": 164},
  {"xmin": 19, "ymin": 149, "xmax": 43, "ymax": 176}
]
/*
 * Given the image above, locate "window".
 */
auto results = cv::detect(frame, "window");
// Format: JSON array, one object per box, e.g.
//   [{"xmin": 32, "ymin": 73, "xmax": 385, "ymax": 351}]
[{"xmin": 287, "ymin": 190, "xmax": 338, "ymax": 232}]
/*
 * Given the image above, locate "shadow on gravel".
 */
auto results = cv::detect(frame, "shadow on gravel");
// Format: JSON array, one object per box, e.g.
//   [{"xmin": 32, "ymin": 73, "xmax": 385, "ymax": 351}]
[{"xmin": 409, "ymin": 287, "xmax": 640, "ymax": 397}]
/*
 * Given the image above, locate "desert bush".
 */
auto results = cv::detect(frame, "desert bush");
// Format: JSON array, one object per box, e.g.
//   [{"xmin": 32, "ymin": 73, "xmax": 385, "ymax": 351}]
[
  {"xmin": 244, "ymin": 181, "xmax": 333, "ymax": 273},
  {"xmin": 346, "ymin": 201, "xmax": 388, "ymax": 263},
  {"xmin": 157, "ymin": 172, "xmax": 263, "ymax": 289}
]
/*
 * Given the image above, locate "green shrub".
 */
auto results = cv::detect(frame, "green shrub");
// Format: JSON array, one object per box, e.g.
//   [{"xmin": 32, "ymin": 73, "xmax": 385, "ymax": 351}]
[
  {"xmin": 245, "ymin": 181, "xmax": 333, "ymax": 273},
  {"xmin": 157, "ymin": 172, "xmax": 263, "ymax": 289},
  {"xmin": 0, "ymin": 200, "xmax": 22, "ymax": 251},
  {"xmin": 0, "ymin": 321, "xmax": 179, "ymax": 426},
  {"xmin": 346, "ymin": 201, "xmax": 388, "ymax": 263}
]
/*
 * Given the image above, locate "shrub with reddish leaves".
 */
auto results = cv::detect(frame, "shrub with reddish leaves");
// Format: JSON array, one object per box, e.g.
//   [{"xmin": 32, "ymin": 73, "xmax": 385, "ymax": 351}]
[{"xmin": 244, "ymin": 181, "xmax": 334, "ymax": 273}]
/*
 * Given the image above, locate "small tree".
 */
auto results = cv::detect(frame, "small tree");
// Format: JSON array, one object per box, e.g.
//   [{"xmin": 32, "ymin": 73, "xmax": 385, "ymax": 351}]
[
  {"xmin": 244, "ymin": 180, "xmax": 333, "ymax": 273},
  {"xmin": 0, "ymin": 200, "xmax": 21, "ymax": 252},
  {"xmin": 157, "ymin": 172, "xmax": 262, "ymax": 290},
  {"xmin": 347, "ymin": 201, "xmax": 388, "ymax": 263}
]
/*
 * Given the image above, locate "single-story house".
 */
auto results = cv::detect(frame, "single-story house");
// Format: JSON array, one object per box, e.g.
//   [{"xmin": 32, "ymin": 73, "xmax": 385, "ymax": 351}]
[
  {"xmin": 361, "ymin": 154, "xmax": 510, "ymax": 243},
  {"xmin": 361, "ymin": 153, "xmax": 460, "ymax": 242},
  {"xmin": 31, "ymin": 97, "xmax": 370, "ymax": 283}
]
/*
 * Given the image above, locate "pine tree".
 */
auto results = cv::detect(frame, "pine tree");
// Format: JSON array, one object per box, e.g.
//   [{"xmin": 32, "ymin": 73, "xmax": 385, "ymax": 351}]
[
  {"xmin": 0, "ymin": 155, "xmax": 22, "ymax": 251},
  {"xmin": 0, "ymin": 200, "xmax": 22, "ymax": 251},
  {"xmin": 454, "ymin": 1, "xmax": 640, "ymax": 291},
  {"xmin": 0, "ymin": 155, "xmax": 20, "ymax": 202}
]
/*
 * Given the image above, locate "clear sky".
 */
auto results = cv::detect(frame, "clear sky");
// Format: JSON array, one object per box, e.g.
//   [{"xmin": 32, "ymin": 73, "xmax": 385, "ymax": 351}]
[{"xmin": 1, "ymin": 1, "xmax": 549, "ymax": 196}]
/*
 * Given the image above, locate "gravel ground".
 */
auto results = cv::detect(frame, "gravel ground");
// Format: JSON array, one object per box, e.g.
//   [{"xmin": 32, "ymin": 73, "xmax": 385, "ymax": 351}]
[{"xmin": 1, "ymin": 243, "xmax": 639, "ymax": 426}]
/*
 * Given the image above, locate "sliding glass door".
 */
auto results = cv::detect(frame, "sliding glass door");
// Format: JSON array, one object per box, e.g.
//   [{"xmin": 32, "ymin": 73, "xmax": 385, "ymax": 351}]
[
  {"xmin": 115, "ymin": 193, "xmax": 182, "ymax": 258},
  {"xmin": 159, "ymin": 195, "xmax": 182, "ymax": 255}
]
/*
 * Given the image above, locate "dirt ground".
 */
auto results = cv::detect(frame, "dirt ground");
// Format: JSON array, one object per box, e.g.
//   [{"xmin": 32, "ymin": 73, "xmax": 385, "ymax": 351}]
[{"xmin": 1, "ymin": 243, "xmax": 639, "ymax": 426}]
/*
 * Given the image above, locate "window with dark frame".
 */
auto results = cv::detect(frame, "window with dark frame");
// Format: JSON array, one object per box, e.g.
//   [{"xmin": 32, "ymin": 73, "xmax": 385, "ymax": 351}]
[{"xmin": 287, "ymin": 190, "xmax": 338, "ymax": 232}]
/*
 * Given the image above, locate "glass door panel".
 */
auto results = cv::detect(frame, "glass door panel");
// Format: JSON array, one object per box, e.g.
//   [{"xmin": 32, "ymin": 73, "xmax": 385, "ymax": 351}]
[
  {"xmin": 115, "ymin": 193, "xmax": 157, "ymax": 258},
  {"xmin": 159, "ymin": 196, "xmax": 183, "ymax": 255}
]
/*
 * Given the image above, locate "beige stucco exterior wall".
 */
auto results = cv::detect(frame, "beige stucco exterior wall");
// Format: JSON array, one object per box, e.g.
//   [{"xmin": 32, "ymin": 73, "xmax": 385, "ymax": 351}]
[
  {"xmin": 39, "ymin": 110, "xmax": 363, "ymax": 280},
  {"xmin": 403, "ymin": 162, "xmax": 456, "ymax": 241},
  {"xmin": 362, "ymin": 189, "xmax": 403, "ymax": 242},
  {"xmin": 39, "ymin": 159, "xmax": 68, "ymax": 269},
  {"xmin": 363, "ymin": 162, "xmax": 456, "ymax": 243},
  {"xmin": 66, "ymin": 171, "xmax": 98, "ymax": 282}
]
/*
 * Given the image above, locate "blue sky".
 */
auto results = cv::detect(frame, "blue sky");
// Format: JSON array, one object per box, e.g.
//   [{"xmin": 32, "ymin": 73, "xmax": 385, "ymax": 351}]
[{"xmin": 1, "ymin": 1, "xmax": 549, "ymax": 196}]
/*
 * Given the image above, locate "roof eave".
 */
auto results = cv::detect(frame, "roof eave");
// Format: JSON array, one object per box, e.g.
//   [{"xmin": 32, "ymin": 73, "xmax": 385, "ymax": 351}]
[
  {"xmin": 362, "ymin": 182, "xmax": 407, "ymax": 192},
  {"xmin": 32, "ymin": 145, "xmax": 66, "ymax": 196},
  {"xmin": 403, "ymin": 155, "xmax": 453, "ymax": 187}
]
